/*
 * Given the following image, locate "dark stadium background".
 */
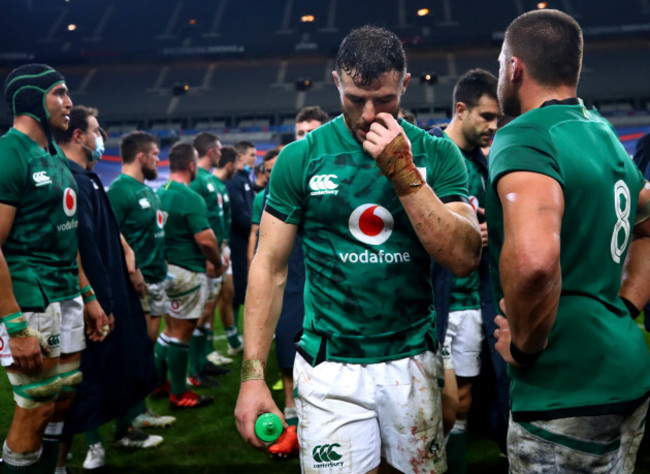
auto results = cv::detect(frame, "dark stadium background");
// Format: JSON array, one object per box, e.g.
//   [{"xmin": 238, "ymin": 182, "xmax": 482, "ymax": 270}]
[
  {"xmin": 0, "ymin": 1, "xmax": 649, "ymax": 472},
  {"xmin": 1, "ymin": 0, "xmax": 649, "ymax": 186}
]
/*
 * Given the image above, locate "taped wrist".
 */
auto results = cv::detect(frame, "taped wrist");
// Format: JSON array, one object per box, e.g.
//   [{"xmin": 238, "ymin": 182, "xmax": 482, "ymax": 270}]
[
  {"xmin": 375, "ymin": 133, "xmax": 424, "ymax": 196},
  {"xmin": 241, "ymin": 359, "xmax": 265, "ymax": 383},
  {"xmin": 510, "ymin": 341, "xmax": 543, "ymax": 365},
  {"xmin": 2, "ymin": 311, "xmax": 28, "ymax": 335},
  {"xmin": 10, "ymin": 326, "xmax": 50, "ymax": 351},
  {"xmin": 621, "ymin": 296, "xmax": 641, "ymax": 319}
]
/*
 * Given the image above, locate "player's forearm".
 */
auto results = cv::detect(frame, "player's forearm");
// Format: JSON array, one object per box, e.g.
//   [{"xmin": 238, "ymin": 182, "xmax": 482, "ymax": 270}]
[
  {"xmin": 0, "ymin": 252, "xmax": 20, "ymax": 318},
  {"xmin": 620, "ymin": 235, "xmax": 650, "ymax": 310},
  {"xmin": 400, "ymin": 187, "xmax": 482, "ymax": 277},
  {"xmin": 500, "ymin": 241, "xmax": 561, "ymax": 353},
  {"xmin": 242, "ymin": 256, "xmax": 288, "ymax": 365},
  {"xmin": 196, "ymin": 229, "xmax": 223, "ymax": 268}
]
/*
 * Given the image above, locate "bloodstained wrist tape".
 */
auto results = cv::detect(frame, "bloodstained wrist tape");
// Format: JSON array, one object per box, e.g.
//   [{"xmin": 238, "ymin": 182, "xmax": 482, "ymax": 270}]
[
  {"xmin": 375, "ymin": 133, "xmax": 424, "ymax": 196},
  {"xmin": 241, "ymin": 359, "xmax": 265, "ymax": 383}
]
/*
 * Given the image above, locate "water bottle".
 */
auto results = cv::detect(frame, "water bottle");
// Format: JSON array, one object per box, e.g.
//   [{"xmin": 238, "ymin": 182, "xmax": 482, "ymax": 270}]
[{"xmin": 255, "ymin": 412, "xmax": 283, "ymax": 444}]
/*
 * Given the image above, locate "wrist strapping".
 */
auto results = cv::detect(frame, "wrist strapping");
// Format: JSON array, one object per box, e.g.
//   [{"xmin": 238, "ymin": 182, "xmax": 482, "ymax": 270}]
[
  {"xmin": 375, "ymin": 133, "xmax": 424, "ymax": 196},
  {"xmin": 80, "ymin": 285, "xmax": 92, "ymax": 295},
  {"xmin": 241, "ymin": 359, "xmax": 265, "ymax": 383},
  {"xmin": 621, "ymin": 296, "xmax": 641, "ymax": 319},
  {"xmin": 2, "ymin": 311, "xmax": 28, "ymax": 335},
  {"xmin": 510, "ymin": 341, "xmax": 543, "ymax": 365},
  {"xmin": 83, "ymin": 294, "xmax": 97, "ymax": 304}
]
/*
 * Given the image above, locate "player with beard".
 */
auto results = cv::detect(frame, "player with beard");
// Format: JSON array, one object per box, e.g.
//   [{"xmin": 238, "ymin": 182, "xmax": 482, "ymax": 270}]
[
  {"xmin": 156, "ymin": 142, "xmax": 224, "ymax": 410},
  {"xmin": 429, "ymin": 69, "xmax": 507, "ymax": 472},
  {"xmin": 108, "ymin": 131, "xmax": 167, "ymax": 346},
  {"xmin": 489, "ymin": 9, "xmax": 650, "ymax": 472},
  {"xmin": 236, "ymin": 26, "xmax": 482, "ymax": 473}
]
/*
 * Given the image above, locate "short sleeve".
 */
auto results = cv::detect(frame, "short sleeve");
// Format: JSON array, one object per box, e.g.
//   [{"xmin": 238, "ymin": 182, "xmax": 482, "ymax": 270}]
[
  {"xmin": 251, "ymin": 191, "xmax": 265, "ymax": 225},
  {"xmin": 489, "ymin": 124, "xmax": 563, "ymax": 189},
  {"xmin": 0, "ymin": 143, "xmax": 26, "ymax": 206},
  {"xmin": 266, "ymin": 139, "xmax": 308, "ymax": 225},
  {"xmin": 186, "ymin": 192, "xmax": 211, "ymax": 235},
  {"xmin": 427, "ymin": 137, "xmax": 469, "ymax": 200}
]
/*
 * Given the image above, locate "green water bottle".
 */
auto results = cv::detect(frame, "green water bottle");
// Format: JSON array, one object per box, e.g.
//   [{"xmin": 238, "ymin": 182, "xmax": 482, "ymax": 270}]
[{"xmin": 255, "ymin": 412, "xmax": 283, "ymax": 444}]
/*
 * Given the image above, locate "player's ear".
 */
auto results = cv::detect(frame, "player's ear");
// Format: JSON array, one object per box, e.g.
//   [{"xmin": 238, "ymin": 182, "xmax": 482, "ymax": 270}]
[{"xmin": 400, "ymin": 73, "xmax": 411, "ymax": 95}]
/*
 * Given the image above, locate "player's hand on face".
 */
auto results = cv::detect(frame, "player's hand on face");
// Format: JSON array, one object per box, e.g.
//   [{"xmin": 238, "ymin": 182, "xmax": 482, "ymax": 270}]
[{"xmin": 363, "ymin": 113, "xmax": 408, "ymax": 159}]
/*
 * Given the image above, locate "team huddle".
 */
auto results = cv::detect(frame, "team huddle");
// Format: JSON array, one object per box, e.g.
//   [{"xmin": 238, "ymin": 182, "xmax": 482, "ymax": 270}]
[{"xmin": 1, "ymin": 8, "xmax": 649, "ymax": 474}]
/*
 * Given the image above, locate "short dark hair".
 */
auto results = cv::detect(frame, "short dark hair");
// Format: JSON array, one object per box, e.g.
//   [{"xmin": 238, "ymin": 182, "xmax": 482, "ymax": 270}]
[
  {"xmin": 234, "ymin": 140, "xmax": 255, "ymax": 156},
  {"xmin": 52, "ymin": 105, "xmax": 97, "ymax": 144},
  {"xmin": 193, "ymin": 131, "xmax": 219, "ymax": 157},
  {"xmin": 168, "ymin": 142, "xmax": 196, "ymax": 172},
  {"xmin": 120, "ymin": 131, "xmax": 157, "ymax": 164},
  {"xmin": 505, "ymin": 9, "xmax": 583, "ymax": 87},
  {"xmin": 296, "ymin": 106, "xmax": 329, "ymax": 125},
  {"xmin": 335, "ymin": 25, "xmax": 406, "ymax": 87},
  {"xmin": 218, "ymin": 146, "xmax": 237, "ymax": 168},
  {"xmin": 452, "ymin": 69, "xmax": 497, "ymax": 111},
  {"xmin": 263, "ymin": 148, "xmax": 280, "ymax": 162}
]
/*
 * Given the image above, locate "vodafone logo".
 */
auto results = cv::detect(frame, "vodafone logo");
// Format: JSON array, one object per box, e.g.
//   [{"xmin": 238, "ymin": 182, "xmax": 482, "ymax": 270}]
[
  {"xmin": 348, "ymin": 204, "xmax": 394, "ymax": 245},
  {"xmin": 0, "ymin": 335, "xmax": 4, "ymax": 351},
  {"xmin": 156, "ymin": 210, "xmax": 164, "ymax": 229},
  {"xmin": 469, "ymin": 196, "xmax": 479, "ymax": 212},
  {"xmin": 63, "ymin": 188, "xmax": 77, "ymax": 217},
  {"xmin": 309, "ymin": 174, "xmax": 339, "ymax": 196},
  {"xmin": 171, "ymin": 301, "xmax": 180, "ymax": 310}
]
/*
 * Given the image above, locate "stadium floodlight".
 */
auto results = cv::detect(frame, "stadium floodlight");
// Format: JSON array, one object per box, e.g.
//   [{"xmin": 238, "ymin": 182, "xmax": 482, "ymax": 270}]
[
  {"xmin": 295, "ymin": 78, "xmax": 313, "ymax": 91},
  {"xmin": 420, "ymin": 73, "xmax": 438, "ymax": 86}
]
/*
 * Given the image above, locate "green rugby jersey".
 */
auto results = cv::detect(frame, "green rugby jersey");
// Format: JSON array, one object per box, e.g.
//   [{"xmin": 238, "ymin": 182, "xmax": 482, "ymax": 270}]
[
  {"xmin": 157, "ymin": 180, "xmax": 210, "ymax": 273},
  {"xmin": 190, "ymin": 167, "xmax": 226, "ymax": 245},
  {"xmin": 486, "ymin": 100, "xmax": 650, "ymax": 420},
  {"xmin": 266, "ymin": 115, "xmax": 469, "ymax": 364},
  {"xmin": 443, "ymin": 131, "xmax": 482, "ymax": 311},
  {"xmin": 251, "ymin": 188, "xmax": 265, "ymax": 225},
  {"xmin": 0, "ymin": 128, "xmax": 79, "ymax": 310},
  {"xmin": 213, "ymin": 174, "xmax": 230, "ymax": 245},
  {"xmin": 107, "ymin": 173, "xmax": 167, "ymax": 284}
]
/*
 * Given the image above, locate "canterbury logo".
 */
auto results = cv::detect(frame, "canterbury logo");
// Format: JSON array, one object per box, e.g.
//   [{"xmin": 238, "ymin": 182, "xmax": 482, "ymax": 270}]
[
  {"xmin": 312, "ymin": 444, "xmax": 342, "ymax": 463},
  {"xmin": 33, "ymin": 171, "xmax": 52, "ymax": 187},
  {"xmin": 309, "ymin": 174, "xmax": 339, "ymax": 196}
]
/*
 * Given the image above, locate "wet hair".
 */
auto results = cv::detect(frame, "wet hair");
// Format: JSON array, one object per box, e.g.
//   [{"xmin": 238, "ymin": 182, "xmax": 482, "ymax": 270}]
[
  {"xmin": 52, "ymin": 105, "xmax": 97, "ymax": 144},
  {"xmin": 120, "ymin": 131, "xmax": 157, "ymax": 164},
  {"xmin": 193, "ymin": 131, "xmax": 219, "ymax": 157},
  {"xmin": 295, "ymin": 106, "xmax": 329, "ymax": 125},
  {"xmin": 505, "ymin": 9, "xmax": 583, "ymax": 87},
  {"xmin": 452, "ymin": 69, "xmax": 497, "ymax": 110},
  {"xmin": 335, "ymin": 25, "xmax": 406, "ymax": 86}
]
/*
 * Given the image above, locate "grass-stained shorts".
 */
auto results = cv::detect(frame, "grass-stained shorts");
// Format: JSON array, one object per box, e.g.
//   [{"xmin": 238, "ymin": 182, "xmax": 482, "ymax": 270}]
[
  {"xmin": 165, "ymin": 264, "xmax": 207, "ymax": 320},
  {"xmin": 141, "ymin": 280, "xmax": 168, "ymax": 317},
  {"xmin": 508, "ymin": 398, "xmax": 649, "ymax": 474},
  {"xmin": 294, "ymin": 350, "xmax": 447, "ymax": 473}
]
